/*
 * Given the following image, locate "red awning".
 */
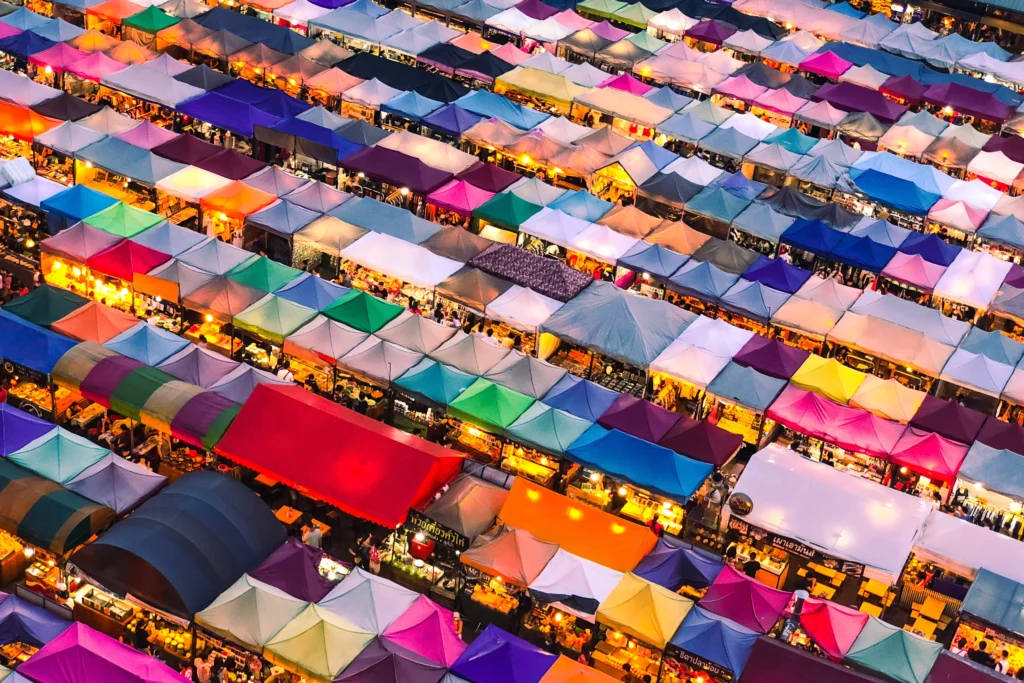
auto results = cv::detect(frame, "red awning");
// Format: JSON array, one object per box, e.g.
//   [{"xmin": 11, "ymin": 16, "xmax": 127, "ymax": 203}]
[{"xmin": 215, "ymin": 384, "xmax": 463, "ymax": 527}]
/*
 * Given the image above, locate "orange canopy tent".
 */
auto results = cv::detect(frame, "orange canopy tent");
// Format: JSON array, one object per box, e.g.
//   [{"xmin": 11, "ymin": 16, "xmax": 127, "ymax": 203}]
[
  {"xmin": 51, "ymin": 301, "xmax": 139, "ymax": 343},
  {"xmin": 306, "ymin": 68, "xmax": 363, "ymax": 97},
  {"xmin": 539, "ymin": 656, "xmax": 621, "ymax": 683},
  {"xmin": 498, "ymin": 478, "xmax": 657, "ymax": 573},
  {"xmin": 0, "ymin": 102, "xmax": 60, "ymax": 141},
  {"xmin": 69, "ymin": 29, "xmax": 122, "ymax": 54},
  {"xmin": 231, "ymin": 43, "xmax": 287, "ymax": 70},
  {"xmin": 200, "ymin": 181, "xmax": 276, "ymax": 220},
  {"xmin": 105, "ymin": 40, "xmax": 156, "ymax": 65},
  {"xmin": 88, "ymin": 0, "xmax": 146, "ymax": 25}
]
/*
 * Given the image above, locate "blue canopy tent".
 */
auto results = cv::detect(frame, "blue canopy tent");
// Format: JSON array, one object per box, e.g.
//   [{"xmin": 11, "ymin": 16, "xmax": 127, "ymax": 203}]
[
  {"xmin": 712, "ymin": 172, "xmax": 768, "ymax": 202},
  {"xmin": 633, "ymin": 537, "xmax": 723, "ymax": 591},
  {"xmin": 215, "ymin": 79, "xmax": 311, "ymax": 119},
  {"xmin": 130, "ymin": 221, "xmax": 207, "ymax": 257},
  {"xmin": 978, "ymin": 214, "xmax": 1024, "ymax": 252},
  {"xmin": 0, "ymin": 593, "xmax": 70, "ymax": 648},
  {"xmin": 686, "ymin": 186, "xmax": 751, "ymax": 224},
  {"xmin": 667, "ymin": 260, "xmax": 739, "ymax": 303},
  {"xmin": 668, "ymin": 607, "xmax": 759, "ymax": 679},
  {"xmin": 705, "ymin": 361, "xmax": 786, "ymax": 412},
  {"xmin": 549, "ymin": 190, "xmax": 614, "ymax": 222},
  {"xmin": 1, "ymin": 8, "xmax": 51, "ymax": 31},
  {"xmin": 730, "ymin": 203, "xmax": 794, "ymax": 245},
  {"xmin": 830, "ymin": 233, "xmax": 896, "ymax": 273},
  {"xmin": 328, "ymin": 196, "xmax": 440, "ymax": 244},
  {"xmin": 898, "ymin": 232, "xmax": 960, "ymax": 267},
  {"xmin": 194, "ymin": 6, "xmax": 313, "ymax": 54},
  {"xmin": 394, "ymin": 358, "xmax": 476, "ymax": 407},
  {"xmin": 70, "ymin": 471, "xmax": 285, "ymax": 617},
  {"xmin": 848, "ymin": 168, "xmax": 941, "ymax": 215},
  {"xmin": 246, "ymin": 200, "xmax": 322, "ymax": 239},
  {"xmin": 763, "ymin": 127, "xmax": 817, "ymax": 155},
  {"xmin": 381, "ymin": 91, "xmax": 443, "ymax": 124},
  {"xmin": 31, "ymin": 18, "xmax": 85, "ymax": 42},
  {"xmin": 658, "ymin": 112, "xmax": 716, "ymax": 144},
  {"xmin": 961, "ymin": 568, "xmax": 1024, "ymax": 636},
  {"xmin": 0, "ymin": 32, "xmax": 56, "ymax": 59},
  {"xmin": 274, "ymin": 273, "xmax": 349, "ymax": 312},
  {"xmin": 39, "ymin": 184, "xmax": 119, "ymax": 235},
  {"xmin": 742, "ymin": 255, "xmax": 811, "ymax": 294},
  {"xmin": 456, "ymin": 90, "xmax": 550, "ymax": 130},
  {"xmin": 718, "ymin": 279, "xmax": 791, "ymax": 323},
  {"xmin": 421, "ymin": 103, "xmax": 484, "ymax": 138},
  {"xmin": 255, "ymin": 117, "xmax": 362, "ymax": 165},
  {"xmin": 567, "ymin": 425, "xmax": 712, "ymax": 502},
  {"xmin": 0, "ymin": 310, "xmax": 76, "ymax": 377},
  {"xmin": 780, "ymin": 219, "xmax": 842, "ymax": 256},
  {"xmin": 819, "ymin": 40, "xmax": 927, "ymax": 79},
  {"xmin": 76, "ymin": 138, "xmax": 186, "ymax": 187},
  {"xmin": 178, "ymin": 93, "xmax": 282, "ymax": 138},
  {"xmin": 541, "ymin": 374, "xmax": 619, "ymax": 422},
  {"xmin": 505, "ymin": 402, "xmax": 592, "ymax": 456},
  {"xmin": 541, "ymin": 281, "xmax": 694, "ymax": 368},
  {"xmin": 104, "ymin": 323, "xmax": 191, "ymax": 366},
  {"xmin": 0, "ymin": 404, "xmax": 55, "ymax": 457},
  {"xmin": 617, "ymin": 243, "xmax": 688, "ymax": 283}
]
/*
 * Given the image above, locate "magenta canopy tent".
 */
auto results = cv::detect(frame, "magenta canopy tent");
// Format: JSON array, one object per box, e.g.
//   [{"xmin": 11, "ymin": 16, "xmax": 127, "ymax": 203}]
[
  {"xmin": 879, "ymin": 74, "xmax": 927, "ymax": 105},
  {"xmin": 685, "ymin": 19, "xmax": 736, "ymax": 45},
  {"xmin": 732, "ymin": 335, "xmax": 809, "ymax": 380},
  {"xmin": 383, "ymin": 595, "xmax": 467, "ymax": 666},
  {"xmin": 597, "ymin": 393, "xmax": 681, "ymax": 444},
  {"xmin": 798, "ymin": 51, "xmax": 853, "ymax": 80},
  {"xmin": 115, "ymin": 121, "xmax": 181, "ymax": 150},
  {"xmin": 17, "ymin": 623, "xmax": 189, "ymax": 683},
  {"xmin": 740, "ymin": 636, "xmax": 881, "ymax": 683},
  {"xmin": 427, "ymin": 179, "xmax": 495, "ymax": 216},
  {"xmin": 753, "ymin": 88, "xmax": 808, "ymax": 117},
  {"xmin": 697, "ymin": 566, "xmax": 791, "ymax": 634},
  {"xmin": 714, "ymin": 75, "xmax": 767, "ymax": 103},
  {"xmin": 598, "ymin": 73, "xmax": 653, "ymax": 95},
  {"xmin": 813, "ymin": 82, "xmax": 907, "ymax": 122},
  {"xmin": 248, "ymin": 537, "xmax": 334, "ymax": 602}
]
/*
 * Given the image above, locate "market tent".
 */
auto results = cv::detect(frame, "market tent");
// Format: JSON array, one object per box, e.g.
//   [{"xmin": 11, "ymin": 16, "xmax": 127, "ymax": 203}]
[
  {"xmin": 85, "ymin": 239, "xmax": 170, "ymax": 284},
  {"xmin": 130, "ymin": 220, "xmax": 207, "ymax": 257},
  {"xmin": 421, "ymin": 473, "xmax": 508, "ymax": 541},
  {"xmin": 337, "ymin": 336, "xmax": 423, "ymax": 385},
  {"xmin": 483, "ymin": 285, "xmax": 562, "ymax": 334},
  {"xmin": 849, "ymin": 374, "xmax": 926, "ymax": 423},
  {"xmin": 697, "ymin": 566, "xmax": 790, "ymax": 634},
  {"xmin": 323, "ymin": 290, "xmax": 404, "ymax": 334},
  {"xmin": 264, "ymin": 604, "xmax": 375, "ymax": 681},
  {"xmin": 0, "ymin": 592, "xmax": 70, "ymax": 648},
  {"xmin": 790, "ymin": 355, "xmax": 866, "ymax": 404},
  {"xmin": 528, "ymin": 549, "xmax": 622, "ymax": 619},
  {"xmin": 104, "ymin": 322, "xmax": 190, "ymax": 365},
  {"xmin": 596, "ymin": 572, "xmax": 693, "ymax": 649},
  {"xmin": 225, "ymin": 255, "xmax": 301, "ymax": 294},
  {"xmin": 632, "ymin": 537, "xmax": 722, "ymax": 592},
  {"xmin": 452, "ymin": 625, "xmax": 557, "ymax": 683},
  {"xmin": 381, "ymin": 597, "xmax": 466, "ymax": 667},
  {"xmin": 328, "ymin": 196, "xmax": 440, "ymax": 245},
  {"xmin": 375, "ymin": 311, "xmax": 456, "ymax": 356},
  {"xmin": 597, "ymin": 392, "xmax": 681, "ymax": 443},
  {"xmin": 913, "ymin": 510, "xmax": 1024, "ymax": 584},
  {"xmin": 436, "ymin": 267, "xmax": 513, "ymax": 314},
  {"xmin": 940, "ymin": 348, "xmax": 1012, "ymax": 398},
  {"xmin": 341, "ymin": 233, "xmax": 461, "ymax": 290},
  {"xmin": 334, "ymin": 638, "xmax": 446, "ymax": 683},
  {"xmin": 447, "ymin": 378, "xmax": 534, "ymax": 434},
  {"xmin": 798, "ymin": 597, "xmax": 869, "ymax": 661},
  {"xmin": 283, "ymin": 179, "xmax": 350, "ymax": 213},
  {"xmin": 392, "ymin": 357, "xmax": 471, "ymax": 407},
  {"xmin": 3, "ymin": 284, "xmax": 88, "ymax": 327},
  {"xmin": 39, "ymin": 185, "xmax": 118, "ymax": 233},
  {"xmin": 319, "ymin": 567, "xmax": 418, "ymax": 635},
  {"xmin": 732, "ymin": 444, "xmax": 932, "ymax": 580},
  {"xmin": 0, "ymin": 405, "xmax": 54, "ymax": 457},
  {"xmin": 742, "ymin": 636, "xmax": 881, "ymax": 683},
  {"xmin": 72, "ymin": 471, "xmax": 283, "ymax": 617},
  {"xmin": 234, "ymin": 295, "xmax": 316, "ymax": 344},
  {"xmin": 217, "ymin": 384, "xmax": 462, "ymax": 527},
  {"xmin": 541, "ymin": 375, "xmax": 618, "ymax": 422},
  {"xmin": 134, "ymin": 260, "xmax": 214, "ymax": 304},
  {"xmin": 669, "ymin": 607, "xmax": 759, "ymax": 678},
  {"xmin": 195, "ymin": 574, "xmax": 307, "ymax": 649},
  {"xmin": 428, "ymin": 331, "xmax": 511, "ymax": 376},
  {"xmin": 959, "ymin": 568, "xmax": 1024, "ymax": 641},
  {"xmin": 845, "ymin": 616, "xmax": 942, "ymax": 683},
  {"xmin": 933, "ymin": 249, "xmax": 1012, "ymax": 311},
  {"xmin": 956, "ymin": 441, "xmax": 1024, "ymax": 502},
  {"xmin": 460, "ymin": 525, "xmax": 559, "ymax": 588},
  {"xmin": 248, "ymin": 537, "xmax": 334, "ymax": 602},
  {"xmin": 483, "ymin": 351, "xmax": 566, "ymax": 400},
  {"xmin": 50, "ymin": 302, "xmax": 138, "ymax": 344},
  {"xmin": 65, "ymin": 453, "xmax": 165, "ymax": 514},
  {"xmin": 689, "ymin": 238, "xmax": 759, "ymax": 275},
  {"xmin": 157, "ymin": 346, "xmax": 238, "ymax": 388},
  {"xmin": 908, "ymin": 394, "xmax": 984, "ymax": 444},
  {"xmin": 282, "ymin": 315, "xmax": 366, "ymax": 367},
  {"xmin": 667, "ymin": 260, "xmax": 739, "ymax": 303},
  {"xmin": 568, "ymin": 425, "xmax": 712, "ymax": 502},
  {"xmin": 657, "ymin": 416, "xmax": 744, "ymax": 468},
  {"xmin": 83, "ymin": 201, "xmax": 163, "ymax": 238}
]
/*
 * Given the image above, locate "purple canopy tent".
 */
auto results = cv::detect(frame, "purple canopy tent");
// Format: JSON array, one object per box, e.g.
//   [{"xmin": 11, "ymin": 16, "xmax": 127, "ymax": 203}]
[
  {"xmin": 335, "ymin": 638, "xmax": 447, "ymax": 683},
  {"xmin": 469, "ymin": 245, "xmax": 592, "ymax": 303},
  {"xmin": 742, "ymin": 255, "xmax": 812, "ymax": 294},
  {"xmin": 0, "ymin": 404, "xmax": 55, "ymax": 456},
  {"xmin": 248, "ymin": 537, "xmax": 334, "ymax": 602},
  {"xmin": 66, "ymin": 455, "xmax": 167, "ymax": 515},
  {"xmin": 633, "ymin": 537, "xmax": 723, "ymax": 592},
  {"xmin": 451, "ymin": 625, "xmax": 556, "ymax": 683},
  {"xmin": 813, "ymin": 82, "xmax": 907, "ymax": 122},
  {"xmin": 740, "ymin": 636, "xmax": 881, "ymax": 683},
  {"xmin": 597, "ymin": 393, "xmax": 681, "ymax": 444},
  {"xmin": 169, "ymin": 391, "xmax": 240, "ymax": 451},
  {"xmin": 0, "ymin": 592, "xmax": 70, "ymax": 648},
  {"xmin": 17, "ymin": 623, "xmax": 189, "ymax": 683},
  {"xmin": 908, "ymin": 394, "xmax": 986, "ymax": 445},
  {"xmin": 922, "ymin": 82, "xmax": 1013, "ymax": 124},
  {"xmin": 731, "ymin": 335, "xmax": 809, "ymax": 380},
  {"xmin": 925, "ymin": 651, "xmax": 1008, "ymax": 683},
  {"xmin": 879, "ymin": 74, "xmax": 927, "ymax": 105},
  {"xmin": 657, "ymin": 416, "xmax": 744, "ymax": 467},
  {"xmin": 196, "ymin": 147, "xmax": 268, "ymax": 181},
  {"xmin": 340, "ymin": 147, "xmax": 453, "ymax": 196},
  {"xmin": 684, "ymin": 19, "xmax": 736, "ymax": 46},
  {"xmin": 515, "ymin": 0, "xmax": 558, "ymax": 19},
  {"xmin": 79, "ymin": 356, "xmax": 146, "ymax": 406},
  {"xmin": 456, "ymin": 163, "xmax": 521, "ymax": 194}
]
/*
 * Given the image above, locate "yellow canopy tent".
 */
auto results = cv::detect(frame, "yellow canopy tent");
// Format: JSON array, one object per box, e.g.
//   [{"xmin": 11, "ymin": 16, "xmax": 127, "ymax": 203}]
[
  {"xmin": 596, "ymin": 573, "xmax": 693, "ymax": 649},
  {"xmin": 789, "ymin": 354, "xmax": 867, "ymax": 404}
]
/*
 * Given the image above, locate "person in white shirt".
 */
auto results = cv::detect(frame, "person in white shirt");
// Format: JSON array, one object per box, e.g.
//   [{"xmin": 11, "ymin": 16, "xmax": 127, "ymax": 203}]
[
  {"xmin": 479, "ymin": 328, "xmax": 501, "ymax": 347},
  {"xmin": 950, "ymin": 638, "xmax": 968, "ymax": 658},
  {"xmin": 302, "ymin": 525, "xmax": 322, "ymax": 549},
  {"xmin": 276, "ymin": 363, "xmax": 294, "ymax": 382},
  {"xmin": 997, "ymin": 650, "xmax": 1011, "ymax": 674}
]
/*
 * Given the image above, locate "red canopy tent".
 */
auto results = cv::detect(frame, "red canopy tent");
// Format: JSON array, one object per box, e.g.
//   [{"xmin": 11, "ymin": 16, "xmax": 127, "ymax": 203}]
[
  {"xmin": 216, "ymin": 384, "xmax": 463, "ymax": 527},
  {"xmin": 86, "ymin": 240, "xmax": 170, "ymax": 283},
  {"xmin": 697, "ymin": 566, "xmax": 791, "ymax": 634},
  {"xmin": 795, "ymin": 597, "xmax": 868, "ymax": 661},
  {"xmin": 887, "ymin": 427, "xmax": 969, "ymax": 484}
]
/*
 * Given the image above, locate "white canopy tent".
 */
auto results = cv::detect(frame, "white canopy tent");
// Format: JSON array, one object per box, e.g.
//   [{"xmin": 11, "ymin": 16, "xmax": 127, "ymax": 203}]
[
  {"xmin": 933, "ymin": 250, "xmax": 1013, "ymax": 311},
  {"xmin": 650, "ymin": 341, "xmax": 731, "ymax": 388},
  {"xmin": 156, "ymin": 166, "xmax": 233, "ymax": 204},
  {"xmin": 339, "ymin": 232, "xmax": 462, "ymax": 289},
  {"xmin": 528, "ymin": 549, "xmax": 624, "ymax": 621},
  {"xmin": 520, "ymin": 207, "xmax": 593, "ymax": 250},
  {"xmin": 339, "ymin": 336, "xmax": 424, "ymax": 384},
  {"xmin": 567, "ymin": 224, "xmax": 639, "ymax": 264},
  {"xmin": 375, "ymin": 130, "xmax": 477, "ymax": 174},
  {"xmin": 484, "ymin": 285, "xmax": 564, "ymax": 333},
  {"xmin": 196, "ymin": 575, "xmax": 308, "ymax": 649},
  {"xmin": 938, "ymin": 348, "xmax": 1013, "ymax": 398},
  {"xmin": 913, "ymin": 510, "xmax": 1024, "ymax": 583}
]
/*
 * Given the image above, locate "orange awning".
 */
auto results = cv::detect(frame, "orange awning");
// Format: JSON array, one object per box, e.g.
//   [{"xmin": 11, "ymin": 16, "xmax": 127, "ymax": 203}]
[
  {"xmin": 0, "ymin": 102, "xmax": 60, "ymax": 141},
  {"xmin": 88, "ymin": 0, "xmax": 146, "ymax": 23},
  {"xmin": 200, "ymin": 181, "xmax": 276, "ymax": 219},
  {"xmin": 540, "ymin": 656, "xmax": 622, "ymax": 683},
  {"xmin": 498, "ymin": 478, "xmax": 657, "ymax": 573}
]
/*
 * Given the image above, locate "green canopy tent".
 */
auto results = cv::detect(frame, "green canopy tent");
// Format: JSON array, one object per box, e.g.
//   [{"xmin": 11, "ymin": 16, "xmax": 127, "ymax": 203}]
[
  {"xmin": 110, "ymin": 366, "xmax": 179, "ymax": 423},
  {"xmin": 122, "ymin": 6, "xmax": 180, "ymax": 34},
  {"xmin": 844, "ymin": 617, "xmax": 942, "ymax": 683},
  {"xmin": 447, "ymin": 378, "xmax": 535, "ymax": 435},
  {"xmin": 322, "ymin": 290, "xmax": 403, "ymax": 333},
  {"xmin": 227, "ymin": 255, "xmax": 303, "ymax": 295},
  {"xmin": 577, "ymin": 0, "xmax": 628, "ymax": 21},
  {"xmin": 3, "ymin": 284, "xmax": 89, "ymax": 326},
  {"xmin": 265, "ymin": 604, "xmax": 374, "ymax": 681},
  {"xmin": 233, "ymin": 295, "xmax": 317, "ymax": 345},
  {"xmin": 613, "ymin": 3, "xmax": 658, "ymax": 29},
  {"xmin": 505, "ymin": 402, "xmax": 593, "ymax": 455},
  {"xmin": 84, "ymin": 203, "xmax": 164, "ymax": 239},
  {"xmin": 472, "ymin": 193, "xmax": 543, "ymax": 234}
]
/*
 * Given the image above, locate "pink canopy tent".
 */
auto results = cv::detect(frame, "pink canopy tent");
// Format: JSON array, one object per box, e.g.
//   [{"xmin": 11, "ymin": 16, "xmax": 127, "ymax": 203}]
[
  {"xmin": 115, "ymin": 121, "xmax": 180, "ymax": 150},
  {"xmin": 697, "ymin": 566, "xmax": 791, "ymax": 634},
  {"xmin": 713, "ymin": 75, "xmax": 767, "ymax": 103},
  {"xmin": 799, "ymin": 51, "xmax": 853, "ymax": 80},
  {"xmin": 382, "ymin": 595, "xmax": 468, "ymax": 666},
  {"xmin": 881, "ymin": 252, "xmax": 946, "ymax": 292},
  {"xmin": 0, "ymin": 24, "xmax": 19, "ymax": 40},
  {"xmin": 67, "ymin": 51, "xmax": 127, "ymax": 81},
  {"xmin": 927, "ymin": 198, "xmax": 988, "ymax": 233},
  {"xmin": 795, "ymin": 597, "xmax": 868, "ymax": 661},
  {"xmin": 553, "ymin": 10, "xmax": 594, "ymax": 31},
  {"xmin": 766, "ymin": 386, "xmax": 903, "ymax": 459},
  {"xmin": 29, "ymin": 44, "xmax": 89, "ymax": 73},
  {"xmin": 753, "ymin": 88, "xmax": 809, "ymax": 117},
  {"xmin": 886, "ymin": 427, "xmax": 968, "ymax": 483},
  {"xmin": 598, "ymin": 73, "xmax": 653, "ymax": 96},
  {"xmin": 489, "ymin": 43, "xmax": 531, "ymax": 66},
  {"xmin": 18, "ymin": 623, "xmax": 189, "ymax": 683},
  {"xmin": 590, "ymin": 20, "xmax": 629, "ymax": 42},
  {"xmin": 427, "ymin": 180, "xmax": 495, "ymax": 217}
]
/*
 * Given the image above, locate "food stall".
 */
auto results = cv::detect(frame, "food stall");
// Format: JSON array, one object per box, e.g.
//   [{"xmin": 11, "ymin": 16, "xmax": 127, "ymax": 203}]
[
  {"xmin": 446, "ymin": 378, "xmax": 535, "ymax": 467},
  {"xmin": 199, "ymin": 180, "xmax": 276, "ymax": 243},
  {"xmin": 662, "ymin": 607, "xmax": 759, "ymax": 683},
  {"xmin": 154, "ymin": 166, "xmax": 232, "ymax": 231},
  {"xmin": 703, "ymin": 361, "xmax": 786, "ymax": 447},
  {"xmin": 32, "ymin": 121, "xmax": 105, "ymax": 186}
]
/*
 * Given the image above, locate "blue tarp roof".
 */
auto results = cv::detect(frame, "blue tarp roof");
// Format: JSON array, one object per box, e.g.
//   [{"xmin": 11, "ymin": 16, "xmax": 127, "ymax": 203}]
[
  {"xmin": 628, "ymin": 140, "xmax": 680, "ymax": 171},
  {"xmin": 0, "ymin": 593, "xmax": 70, "ymax": 648},
  {"xmin": 820, "ymin": 40, "xmax": 927, "ymax": 79},
  {"xmin": 706, "ymin": 361, "xmax": 786, "ymax": 411},
  {"xmin": 961, "ymin": 568, "xmax": 1024, "ymax": 636},
  {"xmin": 104, "ymin": 322, "xmax": 191, "ymax": 366},
  {"xmin": 31, "ymin": 18, "xmax": 85, "ymax": 42},
  {"xmin": 898, "ymin": 231, "xmax": 960, "ymax": 266},
  {"xmin": 194, "ymin": 7, "xmax": 313, "ymax": 54},
  {"xmin": 730, "ymin": 202, "xmax": 794, "ymax": 244},
  {"xmin": 668, "ymin": 260, "xmax": 739, "ymax": 302},
  {"xmin": 618, "ymin": 242, "xmax": 688, "ymax": 281},
  {"xmin": 849, "ymin": 168, "xmax": 941, "ymax": 215},
  {"xmin": 781, "ymin": 218, "xmax": 843, "ymax": 255},
  {"xmin": 549, "ymin": 190, "xmax": 614, "ymax": 222},
  {"xmin": 959, "ymin": 442, "xmax": 1024, "ymax": 499},
  {"xmin": 395, "ymin": 357, "xmax": 476, "ymax": 406},
  {"xmin": 764, "ymin": 127, "xmax": 818, "ymax": 155},
  {"xmin": 979, "ymin": 213, "xmax": 1024, "ymax": 250},
  {"xmin": 698, "ymin": 127, "xmax": 758, "ymax": 159},
  {"xmin": 381, "ymin": 90, "xmax": 443, "ymax": 123},
  {"xmin": 827, "ymin": 1, "xmax": 865, "ymax": 17},
  {"xmin": 713, "ymin": 172, "xmax": 767, "ymax": 202},
  {"xmin": 274, "ymin": 273, "xmax": 349, "ymax": 312},
  {"xmin": 178, "ymin": 93, "xmax": 282, "ymax": 138},
  {"xmin": 830, "ymin": 232, "xmax": 896, "ymax": 273},
  {"xmin": 742, "ymin": 255, "xmax": 811, "ymax": 294},
  {"xmin": 541, "ymin": 281, "xmax": 695, "ymax": 367},
  {"xmin": 456, "ymin": 90, "xmax": 550, "ymax": 130},
  {"xmin": 0, "ymin": 310, "xmax": 76, "ymax": 376},
  {"xmin": 506, "ymin": 402, "xmax": 593, "ymax": 456},
  {"xmin": 0, "ymin": 404, "xmax": 54, "ymax": 457},
  {"xmin": 246, "ymin": 198, "xmax": 322, "ymax": 237},
  {"xmin": 40, "ymin": 184, "xmax": 119, "ymax": 227},
  {"xmin": 422, "ymin": 103, "xmax": 484, "ymax": 137},
  {"xmin": 215, "ymin": 79, "xmax": 311, "ymax": 119},
  {"xmin": 670, "ymin": 607, "xmax": 760, "ymax": 678},
  {"xmin": 633, "ymin": 536, "xmax": 723, "ymax": 591},
  {"xmin": 541, "ymin": 374, "xmax": 620, "ymax": 422},
  {"xmin": 658, "ymin": 112, "xmax": 716, "ymax": 143},
  {"xmin": 645, "ymin": 86, "xmax": 694, "ymax": 113},
  {"xmin": 568, "ymin": 425, "xmax": 712, "ymax": 501},
  {"xmin": 1, "ymin": 8, "xmax": 51, "ymax": 31},
  {"xmin": 262, "ymin": 117, "xmax": 363, "ymax": 163},
  {"xmin": 960, "ymin": 326, "xmax": 1024, "ymax": 367},
  {"xmin": 71, "ymin": 471, "xmax": 285, "ymax": 617}
]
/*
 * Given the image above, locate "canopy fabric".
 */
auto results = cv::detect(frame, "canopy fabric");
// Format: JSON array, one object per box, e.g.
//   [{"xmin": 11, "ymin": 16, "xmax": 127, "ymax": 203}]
[
  {"xmin": 86, "ymin": 240, "xmax": 171, "ymax": 283},
  {"xmin": 669, "ymin": 607, "xmax": 759, "ymax": 678},
  {"xmin": 196, "ymin": 574, "xmax": 307, "ymax": 649},
  {"xmin": 421, "ymin": 473, "xmax": 508, "ymax": 541},
  {"xmin": 632, "ymin": 537, "xmax": 722, "ymax": 592},
  {"xmin": 541, "ymin": 375, "xmax": 618, "ymax": 423},
  {"xmin": 319, "ymin": 568, "xmax": 418, "ymax": 636},
  {"xmin": 3, "ymin": 284, "xmax": 89, "ymax": 327},
  {"xmin": 596, "ymin": 573, "xmax": 693, "ymax": 649},
  {"xmin": 447, "ymin": 378, "xmax": 533, "ymax": 434},
  {"xmin": 742, "ymin": 636, "xmax": 880, "ymax": 683},
  {"xmin": 200, "ymin": 181, "xmax": 276, "ymax": 220},
  {"xmin": 597, "ymin": 393, "xmax": 680, "ymax": 443},
  {"xmin": 483, "ymin": 351, "xmax": 565, "ymax": 400},
  {"xmin": 528, "ymin": 549, "xmax": 622, "ymax": 619},
  {"xmin": 697, "ymin": 566, "xmax": 790, "ymax": 634},
  {"xmin": 0, "ymin": 592, "xmax": 70, "ymax": 649},
  {"xmin": 83, "ymin": 201, "xmax": 163, "ymax": 238},
  {"xmin": 845, "ymin": 617, "xmax": 942, "ymax": 683},
  {"xmin": 105, "ymin": 322, "xmax": 190, "ymax": 366},
  {"xmin": 789, "ymin": 355, "xmax": 866, "ymax": 404},
  {"xmin": 452, "ymin": 625, "xmax": 557, "ymax": 683},
  {"xmin": 157, "ymin": 346, "xmax": 238, "ymax": 389},
  {"xmin": 375, "ymin": 311, "xmax": 456, "ymax": 355},
  {"xmin": 50, "ymin": 302, "xmax": 139, "ymax": 344},
  {"xmin": 264, "ymin": 604, "xmax": 374, "ymax": 681},
  {"xmin": 499, "ymin": 478, "xmax": 656, "ymax": 573},
  {"xmin": 234, "ymin": 295, "xmax": 316, "ymax": 344},
  {"xmin": 460, "ymin": 525, "xmax": 559, "ymax": 588},
  {"xmin": 706, "ymin": 361, "xmax": 786, "ymax": 412},
  {"xmin": 908, "ymin": 394, "xmax": 985, "ymax": 444},
  {"xmin": 0, "ymin": 405, "xmax": 53, "ymax": 457},
  {"xmin": 957, "ymin": 441, "xmax": 1024, "ymax": 502},
  {"xmin": 246, "ymin": 537, "xmax": 333, "ymax": 603},
  {"xmin": 40, "ymin": 185, "xmax": 119, "ymax": 231},
  {"xmin": 797, "ymin": 597, "xmax": 869, "ymax": 661},
  {"xmin": 66, "ymin": 454, "xmax": 165, "ymax": 514},
  {"xmin": 381, "ymin": 597, "xmax": 466, "ymax": 667},
  {"xmin": 849, "ymin": 375, "xmax": 926, "ymax": 424},
  {"xmin": 733, "ymin": 445, "xmax": 932, "ymax": 580},
  {"xmin": 217, "ymin": 384, "xmax": 461, "ymax": 527}
]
